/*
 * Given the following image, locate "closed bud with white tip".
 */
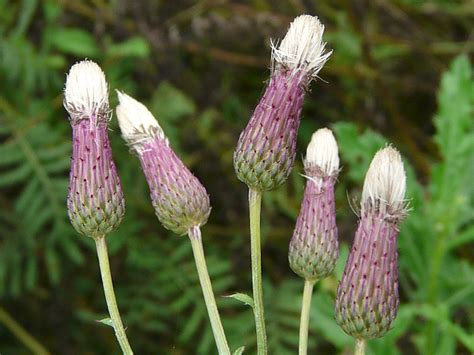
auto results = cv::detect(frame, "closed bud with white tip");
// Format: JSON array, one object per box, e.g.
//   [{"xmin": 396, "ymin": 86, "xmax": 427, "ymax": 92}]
[
  {"xmin": 335, "ymin": 146, "xmax": 408, "ymax": 339},
  {"xmin": 289, "ymin": 128, "xmax": 340, "ymax": 282},
  {"xmin": 65, "ymin": 60, "xmax": 125, "ymax": 238},
  {"xmin": 234, "ymin": 15, "xmax": 332, "ymax": 192},
  {"xmin": 116, "ymin": 92, "xmax": 210, "ymax": 235}
]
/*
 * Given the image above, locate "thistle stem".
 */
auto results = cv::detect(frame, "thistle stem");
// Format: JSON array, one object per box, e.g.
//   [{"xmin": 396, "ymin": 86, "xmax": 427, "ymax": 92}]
[
  {"xmin": 95, "ymin": 236, "xmax": 133, "ymax": 355},
  {"xmin": 0, "ymin": 306, "xmax": 51, "ymax": 355},
  {"xmin": 249, "ymin": 188, "xmax": 267, "ymax": 355},
  {"xmin": 355, "ymin": 339, "xmax": 366, "ymax": 355},
  {"xmin": 189, "ymin": 226, "xmax": 231, "ymax": 355},
  {"xmin": 298, "ymin": 280, "xmax": 315, "ymax": 355}
]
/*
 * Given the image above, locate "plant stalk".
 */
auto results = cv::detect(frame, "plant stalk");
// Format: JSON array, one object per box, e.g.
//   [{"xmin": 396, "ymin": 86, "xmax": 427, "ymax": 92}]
[
  {"xmin": 189, "ymin": 226, "xmax": 231, "ymax": 355},
  {"xmin": 0, "ymin": 306, "xmax": 51, "ymax": 355},
  {"xmin": 95, "ymin": 236, "xmax": 133, "ymax": 355},
  {"xmin": 298, "ymin": 280, "xmax": 315, "ymax": 355},
  {"xmin": 355, "ymin": 339, "xmax": 366, "ymax": 355},
  {"xmin": 249, "ymin": 188, "xmax": 267, "ymax": 355}
]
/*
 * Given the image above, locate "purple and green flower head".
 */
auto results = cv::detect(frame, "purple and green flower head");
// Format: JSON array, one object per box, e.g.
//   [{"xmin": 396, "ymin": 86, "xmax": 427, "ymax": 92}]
[
  {"xmin": 233, "ymin": 15, "xmax": 332, "ymax": 191},
  {"xmin": 64, "ymin": 60, "xmax": 125, "ymax": 239},
  {"xmin": 116, "ymin": 92, "xmax": 211, "ymax": 236},
  {"xmin": 335, "ymin": 146, "xmax": 408, "ymax": 339},
  {"xmin": 289, "ymin": 128, "xmax": 340, "ymax": 282}
]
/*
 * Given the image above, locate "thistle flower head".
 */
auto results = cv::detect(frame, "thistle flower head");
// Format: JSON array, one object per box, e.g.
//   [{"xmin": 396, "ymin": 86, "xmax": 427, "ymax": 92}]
[
  {"xmin": 116, "ymin": 91, "xmax": 167, "ymax": 151},
  {"xmin": 304, "ymin": 128, "xmax": 339, "ymax": 177},
  {"xmin": 116, "ymin": 92, "xmax": 210, "ymax": 235},
  {"xmin": 64, "ymin": 61, "xmax": 125, "ymax": 239},
  {"xmin": 361, "ymin": 146, "xmax": 407, "ymax": 218},
  {"xmin": 64, "ymin": 60, "xmax": 110, "ymax": 124},
  {"xmin": 272, "ymin": 14, "xmax": 332, "ymax": 80},
  {"xmin": 335, "ymin": 146, "xmax": 408, "ymax": 340},
  {"xmin": 289, "ymin": 128, "xmax": 339, "ymax": 282},
  {"xmin": 234, "ymin": 15, "xmax": 331, "ymax": 191}
]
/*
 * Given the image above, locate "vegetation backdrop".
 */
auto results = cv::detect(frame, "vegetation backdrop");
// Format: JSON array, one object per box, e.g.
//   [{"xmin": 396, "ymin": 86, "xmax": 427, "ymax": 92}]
[{"xmin": 0, "ymin": 0, "xmax": 473, "ymax": 354}]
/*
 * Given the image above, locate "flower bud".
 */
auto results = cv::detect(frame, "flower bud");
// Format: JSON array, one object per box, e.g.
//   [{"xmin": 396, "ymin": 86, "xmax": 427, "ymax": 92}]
[
  {"xmin": 64, "ymin": 60, "xmax": 125, "ymax": 239},
  {"xmin": 116, "ymin": 92, "xmax": 210, "ymax": 235},
  {"xmin": 335, "ymin": 146, "xmax": 407, "ymax": 339},
  {"xmin": 234, "ymin": 15, "xmax": 331, "ymax": 191},
  {"xmin": 289, "ymin": 128, "xmax": 340, "ymax": 282}
]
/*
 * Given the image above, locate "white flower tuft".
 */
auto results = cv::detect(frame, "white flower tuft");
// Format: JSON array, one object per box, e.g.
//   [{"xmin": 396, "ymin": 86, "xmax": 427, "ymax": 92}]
[
  {"xmin": 362, "ymin": 146, "xmax": 407, "ymax": 217},
  {"xmin": 64, "ymin": 60, "xmax": 110, "ymax": 122},
  {"xmin": 116, "ymin": 91, "xmax": 167, "ymax": 152},
  {"xmin": 271, "ymin": 14, "xmax": 332, "ymax": 79},
  {"xmin": 305, "ymin": 128, "xmax": 339, "ymax": 176}
]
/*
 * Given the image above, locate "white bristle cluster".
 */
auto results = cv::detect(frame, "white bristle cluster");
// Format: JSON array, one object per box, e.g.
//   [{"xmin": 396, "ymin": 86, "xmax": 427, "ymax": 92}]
[
  {"xmin": 271, "ymin": 14, "xmax": 332, "ymax": 78},
  {"xmin": 64, "ymin": 60, "xmax": 109, "ymax": 121},
  {"xmin": 305, "ymin": 128, "xmax": 339, "ymax": 176},
  {"xmin": 116, "ymin": 91, "xmax": 167, "ymax": 152},
  {"xmin": 362, "ymin": 146, "xmax": 407, "ymax": 216}
]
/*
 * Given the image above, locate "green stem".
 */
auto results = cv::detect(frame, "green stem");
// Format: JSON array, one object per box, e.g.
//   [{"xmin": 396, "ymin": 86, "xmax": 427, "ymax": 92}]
[
  {"xmin": 298, "ymin": 280, "xmax": 315, "ymax": 355},
  {"xmin": 95, "ymin": 236, "xmax": 133, "ymax": 355},
  {"xmin": 0, "ymin": 306, "xmax": 51, "ymax": 355},
  {"xmin": 189, "ymin": 226, "xmax": 231, "ymax": 355},
  {"xmin": 249, "ymin": 188, "xmax": 267, "ymax": 355},
  {"xmin": 355, "ymin": 339, "xmax": 366, "ymax": 355}
]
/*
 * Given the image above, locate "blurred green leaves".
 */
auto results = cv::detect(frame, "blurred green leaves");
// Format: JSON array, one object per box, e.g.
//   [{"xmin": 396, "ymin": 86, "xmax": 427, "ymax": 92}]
[
  {"xmin": 48, "ymin": 28, "xmax": 100, "ymax": 57},
  {"xmin": 149, "ymin": 82, "xmax": 197, "ymax": 148},
  {"xmin": 0, "ymin": 0, "xmax": 152, "ymax": 299},
  {"xmin": 431, "ymin": 55, "xmax": 474, "ymax": 239},
  {"xmin": 47, "ymin": 29, "xmax": 151, "ymax": 59},
  {"xmin": 107, "ymin": 37, "xmax": 151, "ymax": 59}
]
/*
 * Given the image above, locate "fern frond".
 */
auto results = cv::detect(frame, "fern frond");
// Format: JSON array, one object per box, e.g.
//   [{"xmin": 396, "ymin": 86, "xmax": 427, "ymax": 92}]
[{"xmin": 0, "ymin": 110, "xmax": 82, "ymax": 295}]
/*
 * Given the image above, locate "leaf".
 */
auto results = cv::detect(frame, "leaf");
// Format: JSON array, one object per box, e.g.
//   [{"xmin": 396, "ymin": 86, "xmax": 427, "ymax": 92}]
[
  {"xmin": 310, "ymin": 292, "xmax": 352, "ymax": 349},
  {"xmin": 430, "ymin": 55, "xmax": 474, "ymax": 230},
  {"xmin": 12, "ymin": 0, "xmax": 39, "ymax": 38},
  {"xmin": 264, "ymin": 279, "xmax": 303, "ymax": 353},
  {"xmin": 151, "ymin": 82, "xmax": 196, "ymax": 123},
  {"xmin": 415, "ymin": 304, "xmax": 474, "ymax": 352},
  {"xmin": 178, "ymin": 306, "xmax": 205, "ymax": 342},
  {"xmin": 325, "ymin": 13, "xmax": 361, "ymax": 66},
  {"xmin": 369, "ymin": 305, "xmax": 419, "ymax": 354},
  {"xmin": 447, "ymin": 224, "xmax": 474, "ymax": 250},
  {"xmin": 233, "ymin": 346, "xmax": 245, "ymax": 355},
  {"xmin": 108, "ymin": 37, "xmax": 150, "ymax": 58},
  {"xmin": 0, "ymin": 163, "xmax": 31, "ymax": 187},
  {"xmin": 147, "ymin": 82, "xmax": 196, "ymax": 148},
  {"xmin": 97, "ymin": 318, "xmax": 114, "ymax": 328},
  {"xmin": 48, "ymin": 28, "xmax": 99, "ymax": 57},
  {"xmin": 225, "ymin": 293, "xmax": 254, "ymax": 308},
  {"xmin": 42, "ymin": 0, "xmax": 62, "ymax": 22},
  {"xmin": 433, "ymin": 55, "xmax": 473, "ymax": 162},
  {"xmin": 45, "ymin": 247, "xmax": 60, "ymax": 284}
]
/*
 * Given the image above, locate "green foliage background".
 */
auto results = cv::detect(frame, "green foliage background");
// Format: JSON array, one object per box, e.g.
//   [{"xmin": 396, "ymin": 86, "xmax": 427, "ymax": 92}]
[{"xmin": 0, "ymin": 0, "xmax": 472, "ymax": 354}]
